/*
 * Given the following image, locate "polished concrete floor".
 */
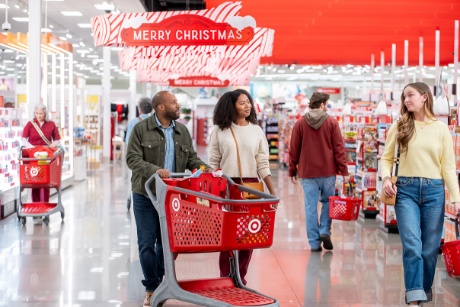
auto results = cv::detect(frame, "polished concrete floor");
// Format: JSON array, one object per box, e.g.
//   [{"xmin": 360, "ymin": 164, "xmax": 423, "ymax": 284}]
[{"xmin": 1, "ymin": 147, "xmax": 460, "ymax": 307}]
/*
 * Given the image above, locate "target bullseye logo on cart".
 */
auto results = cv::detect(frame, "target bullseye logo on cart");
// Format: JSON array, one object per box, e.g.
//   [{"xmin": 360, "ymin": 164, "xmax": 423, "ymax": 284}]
[
  {"xmin": 30, "ymin": 167, "xmax": 39, "ymax": 177},
  {"xmin": 248, "ymin": 219, "xmax": 261, "ymax": 233},
  {"xmin": 172, "ymin": 198, "xmax": 180, "ymax": 212}
]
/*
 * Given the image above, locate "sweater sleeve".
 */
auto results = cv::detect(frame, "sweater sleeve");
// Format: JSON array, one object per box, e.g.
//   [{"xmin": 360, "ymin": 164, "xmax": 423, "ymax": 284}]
[
  {"xmin": 331, "ymin": 119, "xmax": 349, "ymax": 176},
  {"xmin": 207, "ymin": 126, "xmax": 222, "ymax": 170},
  {"xmin": 440, "ymin": 127, "xmax": 460, "ymax": 202},
  {"xmin": 256, "ymin": 127, "xmax": 271, "ymax": 179},
  {"xmin": 288, "ymin": 120, "xmax": 301, "ymax": 177},
  {"xmin": 380, "ymin": 122, "xmax": 398, "ymax": 179}
]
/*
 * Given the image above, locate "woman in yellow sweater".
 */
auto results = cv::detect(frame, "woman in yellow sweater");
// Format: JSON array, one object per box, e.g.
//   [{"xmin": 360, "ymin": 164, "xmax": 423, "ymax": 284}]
[
  {"xmin": 381, "ymin": 82, "xmax": 460, "ymax": 306},
  {"xmin": 208, "ymin": 89, "xmax": 275, "ymax": 285}
]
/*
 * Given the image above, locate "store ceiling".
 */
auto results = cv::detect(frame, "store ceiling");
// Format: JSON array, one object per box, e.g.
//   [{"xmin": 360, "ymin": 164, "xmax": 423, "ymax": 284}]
[
  {"xmin": 0, "ymin": 0, "xmax": 458, "ymax": 83},
  {"xmin": 207, "ymin": 0, "xmax": 460, "ymax": 67}
]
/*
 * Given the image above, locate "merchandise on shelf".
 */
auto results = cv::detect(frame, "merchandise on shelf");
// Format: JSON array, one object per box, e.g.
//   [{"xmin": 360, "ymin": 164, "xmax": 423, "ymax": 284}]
[
  {"xmin": 0, "ymin": 108, "xmax": 22, "ymax": 193},
  {"xmin": 265, "ymin": 117, "xmax": 279, "ymax": 161}
]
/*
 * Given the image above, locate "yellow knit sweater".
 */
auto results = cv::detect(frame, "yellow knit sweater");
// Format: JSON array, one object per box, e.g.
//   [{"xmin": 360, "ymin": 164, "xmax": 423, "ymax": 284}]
[{"xmin": 380, "ymin": 119, "xmax": 460, "ymax": 202}]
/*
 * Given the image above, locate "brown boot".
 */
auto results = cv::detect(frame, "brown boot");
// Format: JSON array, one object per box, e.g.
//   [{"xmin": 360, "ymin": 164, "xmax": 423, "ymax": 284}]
[{"xmin": 143, "ymin": 292, "xmax": 153, "ymax": 306}]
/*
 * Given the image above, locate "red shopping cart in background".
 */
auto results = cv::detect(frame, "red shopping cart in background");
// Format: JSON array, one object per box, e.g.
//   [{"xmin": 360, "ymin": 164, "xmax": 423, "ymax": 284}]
[
  {"xmin": 442, "ymin": 214, "xmax": 460, "ymax": 277},
  {"xmin": 145, "ymin": 172, "xmax": 280, "ymax": 306},
  {"xmin": 329, "ymin": 185, "xmax": 362, "ymax": 221},
  {"xmin": 17, "ymin": 146, "xmax": 65, "ymax": 225}
]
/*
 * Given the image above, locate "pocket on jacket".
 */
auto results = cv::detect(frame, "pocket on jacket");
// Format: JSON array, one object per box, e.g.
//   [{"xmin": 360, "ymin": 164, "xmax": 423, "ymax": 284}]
[{"xmin": 140, "ymin": 141, "xmax": 160, "ymax": 164}]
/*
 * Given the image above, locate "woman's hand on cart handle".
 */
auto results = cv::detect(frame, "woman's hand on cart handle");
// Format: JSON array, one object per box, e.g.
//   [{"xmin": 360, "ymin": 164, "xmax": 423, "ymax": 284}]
[
  {"xmin": 203, "ymin": 167, "xmax": 213, "ymax": 173},
  {"xmin": 156, "ymin": 169, "xmax": 171, "ymax": 178},
  {"xmin": 383, "ymin": 177, "xmax": 397, "ymax": 197}
]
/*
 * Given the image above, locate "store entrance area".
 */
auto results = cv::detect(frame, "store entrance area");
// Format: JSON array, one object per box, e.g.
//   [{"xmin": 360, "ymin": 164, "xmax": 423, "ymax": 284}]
[{"xmin": 0, "ymin": 147, "xmax": 459, "ymax": 306}]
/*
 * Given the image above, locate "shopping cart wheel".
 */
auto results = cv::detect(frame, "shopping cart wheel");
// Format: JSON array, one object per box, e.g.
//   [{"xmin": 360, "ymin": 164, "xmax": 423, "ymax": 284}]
[
  {"xmin": 61, "ymin": 212, "xmax": 65, "ymax": 220},
  {"xmin": 127, "ymin": 198, "xmax": 131, "ymax": 211},
  {"xmin": 20, "ymin": 217, "xmax": 26, "ymax": 226},
  {"xmin": 43, "ymin": 216, "xmax": 49, "ymax": 225}
]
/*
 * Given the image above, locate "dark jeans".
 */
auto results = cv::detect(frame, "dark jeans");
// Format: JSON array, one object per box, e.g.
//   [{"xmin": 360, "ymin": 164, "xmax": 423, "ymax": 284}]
[
  {"xmin": 219, "ymin": 250, "xmax": 253, "ymax": 285},
  {"xmin": 132, "ymin": 192, "xmax": 164, "ymax": 292}
]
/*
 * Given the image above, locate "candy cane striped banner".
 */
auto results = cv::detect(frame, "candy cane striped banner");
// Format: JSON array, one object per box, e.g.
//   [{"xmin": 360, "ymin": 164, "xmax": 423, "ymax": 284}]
[{"xmin": 91, "ymin": 2, "xmax": 243, "ymax": 47}]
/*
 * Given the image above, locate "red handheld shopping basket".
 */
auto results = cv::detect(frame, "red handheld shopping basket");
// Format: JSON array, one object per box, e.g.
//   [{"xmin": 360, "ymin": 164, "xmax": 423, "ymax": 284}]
[
  {"xmin": 329, "ymin": 195, "xmax": 362, "ymax": 221},
  {"xmin": 442, "ymin": 214, "xmax": 460, "ymax": 277}
]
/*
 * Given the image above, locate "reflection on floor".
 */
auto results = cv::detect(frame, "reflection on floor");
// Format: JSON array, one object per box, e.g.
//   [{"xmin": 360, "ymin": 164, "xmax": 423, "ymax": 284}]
[{"xmin": 1, "ymin": 148, "xmax": 459, "ymax": 306}]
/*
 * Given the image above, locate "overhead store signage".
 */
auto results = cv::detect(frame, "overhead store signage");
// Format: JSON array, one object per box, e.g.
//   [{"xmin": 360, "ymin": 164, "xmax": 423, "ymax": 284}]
[
  {"xmin": 169, "ymin": 76, "xmax": 230, "ymax": 87},
  {"xmin": 120, "ymin": 15, "xmax": 255, "ymax": 46},
  {"xmin": 317, "ymin": 88, "xmax": 341, "ymax": 94}
]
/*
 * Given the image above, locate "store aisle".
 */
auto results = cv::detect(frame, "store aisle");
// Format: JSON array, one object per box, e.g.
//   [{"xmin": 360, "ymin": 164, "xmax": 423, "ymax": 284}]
[{"xmin": 1, "ymin": 148, "xmax": 459, "ymax": 307}]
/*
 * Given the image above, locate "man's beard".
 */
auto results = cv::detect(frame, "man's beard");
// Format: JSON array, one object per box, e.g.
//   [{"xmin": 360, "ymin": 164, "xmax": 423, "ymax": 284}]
[{"xmin": 165, "ymin": 109, "xmax": 180, "ymax": 120}]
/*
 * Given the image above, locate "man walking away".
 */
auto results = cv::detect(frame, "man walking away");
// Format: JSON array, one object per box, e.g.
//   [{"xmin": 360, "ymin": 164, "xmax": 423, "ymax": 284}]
[{"xmin": 289, "ymin": 92, "xmax": 349, "ymax": 252}]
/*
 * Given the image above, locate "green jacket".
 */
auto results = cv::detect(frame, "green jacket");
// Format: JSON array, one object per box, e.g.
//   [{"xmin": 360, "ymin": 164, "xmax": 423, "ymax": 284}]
[{"xmin": 126, "ymin": 116, "xmax": 209, "ymax": 196}]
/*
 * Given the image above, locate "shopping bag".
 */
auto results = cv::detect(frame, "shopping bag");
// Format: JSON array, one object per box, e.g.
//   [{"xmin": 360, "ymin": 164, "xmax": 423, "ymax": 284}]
[
  {"xmin": 241, "ymin": 180, "xmax": 264, "ymax": 199},
  {"xmin": 379, "ymin": 176, "xmax": 397, "ymax": 206}
]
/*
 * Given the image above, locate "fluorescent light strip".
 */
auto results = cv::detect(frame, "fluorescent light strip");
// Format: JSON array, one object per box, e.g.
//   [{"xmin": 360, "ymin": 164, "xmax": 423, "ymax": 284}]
[
  {"xmin": 12, "ymin": 17, "xmax": 29, "ymax": 22},
  {"xmin": 77, "ymin": 24, "xmax": 92, "ymax": 28},
  {"xmin": 61, "ymin": 11, "xmax": 83, "ymax": 16}
]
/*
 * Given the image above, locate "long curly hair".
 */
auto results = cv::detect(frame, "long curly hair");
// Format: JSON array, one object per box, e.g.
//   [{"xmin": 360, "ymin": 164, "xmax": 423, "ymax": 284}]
[
  {"xmin": 213, "ymin": 89, "xmax": 258, "ymax": 130},
  {"xmin": 397, "ymin": 82, "xmax": 436, "ymax": 156}
]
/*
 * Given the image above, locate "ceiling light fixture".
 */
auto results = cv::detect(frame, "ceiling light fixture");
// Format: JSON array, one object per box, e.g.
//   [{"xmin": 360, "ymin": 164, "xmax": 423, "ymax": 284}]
[{"xmin": 61, "ymin": 11, "xmax": 83, "ymax": 17}]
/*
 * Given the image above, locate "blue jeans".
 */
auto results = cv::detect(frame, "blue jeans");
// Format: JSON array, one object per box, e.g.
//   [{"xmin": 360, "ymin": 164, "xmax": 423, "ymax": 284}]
[
  {"xmin": 132, "ymin": 192, "xmax": 164, "ymax": 292},
  {"xmin": 395, "ymin": 177, "xmax": 445, "ymax": 304},
  {"xmin": 300, "ymin": 176, "xmax": 336, "ymax": 249}
]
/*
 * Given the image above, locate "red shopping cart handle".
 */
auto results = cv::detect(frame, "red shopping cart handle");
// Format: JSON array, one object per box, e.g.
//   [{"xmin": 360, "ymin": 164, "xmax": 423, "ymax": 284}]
[{"xmin": 145, "ymin": 173, "xmax": 279, "ymax": 208}]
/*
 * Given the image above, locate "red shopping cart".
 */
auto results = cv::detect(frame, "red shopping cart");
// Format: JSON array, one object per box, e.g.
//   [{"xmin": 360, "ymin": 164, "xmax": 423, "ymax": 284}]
[
  {"xmin": 17, "ymin": 147, "xmax": 65, "ymax": 225},
  {"xmin": 329, "ymin": 186, "xmax": 361, "ymax": 221},
  {"xmin": 442, "ymin": 213, "xmax": 460, "ymax": 277},
  {"xmin": 145, "ymin": 172, "xmax": 280, "ymax": 307}
]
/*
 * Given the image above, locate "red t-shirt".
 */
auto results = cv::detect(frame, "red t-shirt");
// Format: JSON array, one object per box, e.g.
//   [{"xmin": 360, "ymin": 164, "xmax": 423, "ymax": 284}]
[{"xmin": 22, "ymin": 119, "xmax": 61, "ymax": 146}]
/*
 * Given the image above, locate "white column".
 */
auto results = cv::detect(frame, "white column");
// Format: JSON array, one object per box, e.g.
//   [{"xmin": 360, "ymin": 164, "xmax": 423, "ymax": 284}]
[
  {"xmin": 51, "ymin": 54, "xmax": 57, "ymax": 114},
  {"xmin": 454, "ymin": 20, "xmax": 458, "ymax": 105},
  {"xmin": 380, "ymin": 51, "xmax": 385, "ymax": 97},
  {"xmin": 435, "ymin": 28, "xmax": 440, "ymax": 96},
  {"xmin": 28, "ymin": 0, "xmax": 42, "ymax": 119},
  {"xmin": 60, "ymin": 53, "xmax": 65, "ymax": 128},
  {"xmin": 419, "ymin": 37, "xmax": 424, "ymax": 82},
  {"xmin": 42, "ymin": 53, "xmax": 48, "ymax": 107},
  {"xmin": 68, "ymin": 54, "xmax": 74, "ymax": 172},
  {"xmin": 391, "ymin": 44, "xmax": 396, "ymax": 100},
  {"xmin": 146, "ymin": 83, "xmax": 152, "ymax": 98},
  {"xmin": 102, "ymin": 47, "xmax": 111, "ymax": 163},
  {"xmin": 404, "ymin": 40, "xmax": 409, "ymax": 85},
  {"xmin": 370, "ymin": 54, "xmax": 375, "ymax": 98},
  {"xmin": 129, "ymin": 70, "xmax": 137, "ymax": 122}
]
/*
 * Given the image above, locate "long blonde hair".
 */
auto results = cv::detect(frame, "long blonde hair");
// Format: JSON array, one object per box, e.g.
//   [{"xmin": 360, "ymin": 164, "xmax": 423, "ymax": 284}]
[{"xmin": 397, "ymin": 82, "xmax": 436, "ymax": 156}]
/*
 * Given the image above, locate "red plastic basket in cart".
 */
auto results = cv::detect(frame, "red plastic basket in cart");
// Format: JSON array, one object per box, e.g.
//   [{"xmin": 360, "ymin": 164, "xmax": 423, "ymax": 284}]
[
  {"xmin": 442, "ymin": 214, "xmax": 460, "ymax": 277},
  {"xmin": 19, "ymin": 147, "xmax": 62, "ymax": 187},
  {"xmin": 163, "ymin": 174, "xmax": 277, "ymax": 253}
]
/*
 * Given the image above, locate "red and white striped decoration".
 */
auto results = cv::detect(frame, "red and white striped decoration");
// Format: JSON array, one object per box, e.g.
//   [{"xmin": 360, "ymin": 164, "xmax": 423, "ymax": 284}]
[{"xmin": 91, "ymin": 2, "xmax": 243, "ymax": 47}]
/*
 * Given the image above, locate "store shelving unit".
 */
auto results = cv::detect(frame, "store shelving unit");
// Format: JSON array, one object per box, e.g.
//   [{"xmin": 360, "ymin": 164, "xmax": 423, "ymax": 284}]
[
  {"xmin": 265, "ymin": 117, "xmax": 279, "ymax": 162},
  {"xmin": 0, "ymin": 108, "xmax": 22, "ymax": 219}
]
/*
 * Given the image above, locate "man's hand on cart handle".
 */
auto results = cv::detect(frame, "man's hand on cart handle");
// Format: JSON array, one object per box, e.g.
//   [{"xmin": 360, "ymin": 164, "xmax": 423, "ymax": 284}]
[{"xmin": 156, "ymin": 169, "xmax": 171, "ymax": 178}]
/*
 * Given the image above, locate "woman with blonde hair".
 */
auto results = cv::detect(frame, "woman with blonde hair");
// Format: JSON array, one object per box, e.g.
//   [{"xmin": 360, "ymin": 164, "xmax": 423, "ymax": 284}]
[
  {"xmin": 381, "ymin": 82, "xmax": 460, "ymax": 306},
  {"xmin": 22, "ymin": 103, "xmax": 61, "ymax": 203}
]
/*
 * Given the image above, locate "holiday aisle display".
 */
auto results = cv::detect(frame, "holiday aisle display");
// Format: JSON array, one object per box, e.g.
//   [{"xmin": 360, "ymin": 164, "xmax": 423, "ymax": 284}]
[{"xmin": 90, "ymin": 2, "xmax": 274, "ymax": 87}]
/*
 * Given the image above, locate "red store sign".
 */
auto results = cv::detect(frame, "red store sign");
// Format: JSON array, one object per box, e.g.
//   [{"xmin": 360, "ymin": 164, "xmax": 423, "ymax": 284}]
[
  {"xmin": 121, "ymin": 15, "xmax": 255, "ymax": 47},
  {"xmin": 317, "ymin": 87, "xmax": 341, "ymax": 94},
  {"xmin": 169, "ymin": 76, "xmax": 230, "ymax": 87}
]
